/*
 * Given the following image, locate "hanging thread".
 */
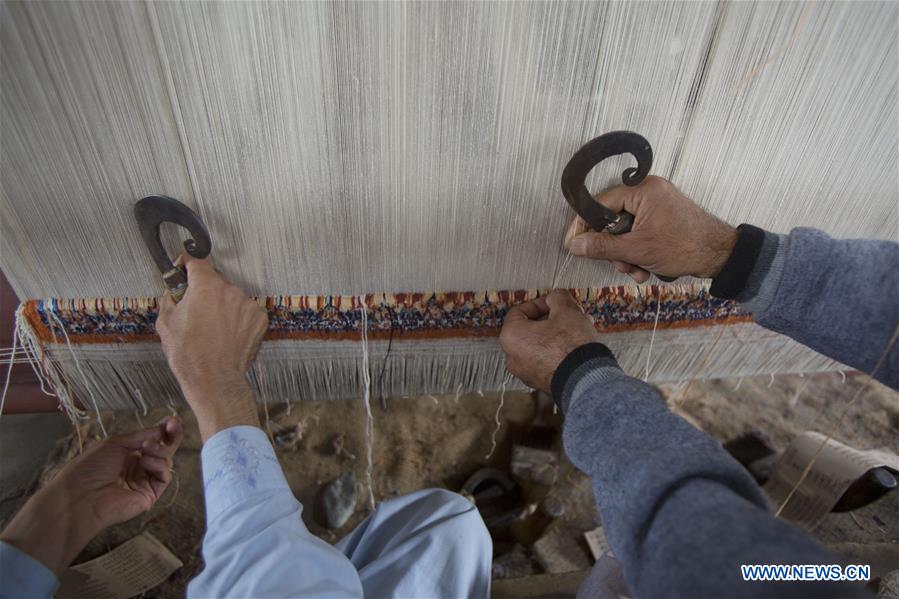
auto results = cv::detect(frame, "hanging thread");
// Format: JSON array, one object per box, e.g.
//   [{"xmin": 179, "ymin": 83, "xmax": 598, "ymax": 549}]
[
  {"xmin": 485, "ymin": 373, "xmax": 512, "ymax": 460},
  {"xmin": 359, "ymin": 297, "xmax": 375, "ymax": 510},
  {"xmin": 643, "ymin": 286, "xmax": 663, "ymax": 381},
  {"xmin": 0, "ymin": 325, "xmax": 19, "ymax": 422},
  {"xmin": 47, "ymin": 310, "xmax": 107, "ymax": 437}
]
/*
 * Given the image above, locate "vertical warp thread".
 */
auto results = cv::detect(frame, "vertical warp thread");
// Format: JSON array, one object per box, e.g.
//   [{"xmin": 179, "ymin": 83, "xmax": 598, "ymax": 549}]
[
  {"xmin": 132, "ymin": 388, "xmax": 149, "ymax": 428},
  {"xmin": 673, "ymin": 320, "xmax": 728, "ymax": 409},
  {"xmin": 551, "ymin": 250, "xmax": 576, "ymax": 290},
  {"xmin": 643, "ymin": 286, "xmax": 663, "ymax": 381},
  {"xmin": 2, "ymin": 3, "xmax": 895, "ymax": 300},
  {"xmin": 257, "ymin": 362, "xmax": 274, "ymax": 445},
  {"xmin": 359, "ymin": 297, "xmax": 375, "ymax": 510}
]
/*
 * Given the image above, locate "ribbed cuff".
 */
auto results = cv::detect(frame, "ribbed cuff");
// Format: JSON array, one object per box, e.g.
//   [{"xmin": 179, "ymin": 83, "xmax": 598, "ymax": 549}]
[
  {"xmin": 551, "ymin": 343, "xmax": 622, "ymax": 413},
  {"xmin": 735, "ymin": 232, "xmax": 788, "ymax": 315},
  {"xmin": 710, "ymin": 224, "xmax": 788, "ymax": 319},
  {"xmin": 709, "ymin": 224, "xmax": 767, "ymax": 299}
]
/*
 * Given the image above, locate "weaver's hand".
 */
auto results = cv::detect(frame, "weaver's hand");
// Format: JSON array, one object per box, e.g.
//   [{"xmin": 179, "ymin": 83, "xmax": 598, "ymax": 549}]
[
  {"xmin": 157, "ymin": 255, "xmax": 268, "ymax": 440},
  {"xmin": 0, "ymin": 418, "xmax": 183, "ymax": 575},
  {"xmin": 499, "ymin": 290, "xmax": 601, "ymax": 393},
  {"xmin": 564, "ymin": 176, "xmax": 738, "ymax": 282}
]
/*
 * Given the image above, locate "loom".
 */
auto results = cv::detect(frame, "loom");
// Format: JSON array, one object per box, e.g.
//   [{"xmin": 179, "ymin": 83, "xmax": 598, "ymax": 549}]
[{"xmin": 1, "ymin": 1, "xmax": 896, "ymax": 418}]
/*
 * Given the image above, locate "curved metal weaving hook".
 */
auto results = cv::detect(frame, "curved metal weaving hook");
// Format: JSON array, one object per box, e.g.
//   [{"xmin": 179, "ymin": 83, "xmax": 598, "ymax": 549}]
[
  {"xmin": 134, "ymin": 195, "xmax": 211, "ymax": 302},
  {"xmin": 561, "ymin": 131, "xmax": 675, "ymax": 282},
  {"xmin": 561, "ymin": 130, "xmax": 652, "ymax": 235}
]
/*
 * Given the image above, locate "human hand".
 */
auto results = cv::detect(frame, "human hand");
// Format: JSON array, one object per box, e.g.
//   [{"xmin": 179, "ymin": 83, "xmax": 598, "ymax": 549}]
[
  {"xmin": 563, "ymin": 176, "xmax": 738, "ymax": 282},
  {"xmin": 0, "ymin": 417, "xmax": 183, "ymax": 574},
  {"xmin": 499, "ymin": 290, "xmax": 601, "ymax": 393},
  {"xmin": 156, "ymin": 256, "xmax": 268, "ymax": 440}
]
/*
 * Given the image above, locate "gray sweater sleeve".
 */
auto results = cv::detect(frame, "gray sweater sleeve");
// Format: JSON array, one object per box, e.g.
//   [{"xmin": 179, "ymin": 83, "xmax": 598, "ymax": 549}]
[
  {"xmin": 711, "ymin": 225, "xmax": 898, "ymax": 388},
  {"xmin": 554, "ymin": 348, "xmax": 869, "ymax": 598},
  {"xmin": 555, "ymin": 226, "xmax": 896, "ymax": 597}
]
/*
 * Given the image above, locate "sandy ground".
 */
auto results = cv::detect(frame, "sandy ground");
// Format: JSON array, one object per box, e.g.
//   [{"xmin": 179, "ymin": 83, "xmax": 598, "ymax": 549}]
[
  {"xmin": 3, "ymin": 371, "xmax": 897, "ymax": 597},
  {"xmin": 669, "ymin": 373, "xmax": 899, "ymax": 547}
]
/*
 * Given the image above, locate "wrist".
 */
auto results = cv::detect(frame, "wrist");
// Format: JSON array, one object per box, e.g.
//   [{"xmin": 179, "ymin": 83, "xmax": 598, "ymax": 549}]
[
  {"xmin": 1, "ymin": 488, "xmax": 99, "ymax": 575},
  {"xmin": 550, "ymin": 342, "xmax": 619, "ymax": 412},
  {"xmin": 180, "ymin": 379, "xmax": 260, "ymax": 442},
  {"xmin": 709, "ymin": 224, "xmax": 770, "ymax": 299},
  {"xmin": 178, "ymin": 370, "xmax": 249, "ymax": 400},
  {"xmin": 698, "ymin": 222, "xmax": 739, "ymax": 279}
]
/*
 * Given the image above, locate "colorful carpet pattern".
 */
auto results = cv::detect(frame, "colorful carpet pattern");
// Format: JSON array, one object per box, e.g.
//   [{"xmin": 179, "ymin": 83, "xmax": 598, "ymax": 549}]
[{"xmin": 22, "ymin": 284, "xmax": 750, "ymax": 344}]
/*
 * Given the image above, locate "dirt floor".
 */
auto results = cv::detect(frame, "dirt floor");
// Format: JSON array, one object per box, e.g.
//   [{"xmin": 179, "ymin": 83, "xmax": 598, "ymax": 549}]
[{"xmin": 2, "ymin": 371, "xmax": 898, "ymax": 597}]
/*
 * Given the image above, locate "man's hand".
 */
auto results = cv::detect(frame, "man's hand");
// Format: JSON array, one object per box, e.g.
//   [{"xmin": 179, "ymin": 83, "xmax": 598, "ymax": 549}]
[
  {"xmin": 156, "ymin": 256, "xmax": 268, "ymax": 441},
  {"xmin": 564, "ymin": 176, "xmax": 738, "ymax": 282},
  {"xmin": 499, "ymin": 290, "xmax": 601, "ymax": 393},
  {"xmin": 0, "ymin": 418, "xmax": 183, "ymax": 575}
]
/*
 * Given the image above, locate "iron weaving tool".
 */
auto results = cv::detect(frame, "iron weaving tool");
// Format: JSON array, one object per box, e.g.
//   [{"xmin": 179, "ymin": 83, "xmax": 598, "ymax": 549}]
[
  {"xmin": 134, "ymin": 195, "xmax": 212, "ymax": 302},
  {"xmin": 561, "ymin": 131, "xmax": 675, "ymax": 281}
]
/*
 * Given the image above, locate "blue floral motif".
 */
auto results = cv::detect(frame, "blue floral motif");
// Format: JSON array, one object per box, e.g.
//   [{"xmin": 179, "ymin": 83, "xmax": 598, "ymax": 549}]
[{"xmin": 205, "ymin": 430, "xmax": 279, "ymax": 491}]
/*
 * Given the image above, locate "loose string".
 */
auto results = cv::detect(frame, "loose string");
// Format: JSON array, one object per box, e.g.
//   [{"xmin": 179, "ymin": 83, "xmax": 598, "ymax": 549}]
[
  {"xmin": 787, "ymin": 374, "xmax": 808, "ymax": 408},
  {"xmin": 0, "ymin": 325, "xmax": 19, "ymax": 422},
  {"xmin": 135, "ymin": 388, "xmax": 149, "ymax": 414},
  {"xmin": 47, "ymin": 310, "xmax": 107, "ymax": 437},
  {"xmin": 13, "ymin": 309, "xmax": 66, "ymax": 405},
  {"xmin": 485, "ymin": 372, "xmax": 512, "ymax": 460},
  {"xmin": 643, "ymin": 286, "xmax": 663, "ymax": 382},
  {"xmin": 0, "ymin": 346, "xmax": 30, "ymax": 366},
  {"xmin": 359, "ymin": 297, "xmax": 375, "ymax": 510}
]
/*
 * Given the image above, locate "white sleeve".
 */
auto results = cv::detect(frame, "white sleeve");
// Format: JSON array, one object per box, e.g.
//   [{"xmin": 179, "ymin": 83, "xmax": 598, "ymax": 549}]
[{"xmin": 187, "ymin": 426, "xmax": 362, "ymax": 598}]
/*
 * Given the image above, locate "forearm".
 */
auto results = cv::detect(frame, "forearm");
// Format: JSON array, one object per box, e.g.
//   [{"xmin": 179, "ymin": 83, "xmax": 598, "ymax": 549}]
[
  {"xmin": 552, "ymin": 345, "xmax": 865, "ymax": 598},
  {"xmin": 711, "ymin": 225, "xmax": 899, "ymax": 388},
  {"xmin": 0, "ymin": 484, "xmax": 99, "ymax": 576}
]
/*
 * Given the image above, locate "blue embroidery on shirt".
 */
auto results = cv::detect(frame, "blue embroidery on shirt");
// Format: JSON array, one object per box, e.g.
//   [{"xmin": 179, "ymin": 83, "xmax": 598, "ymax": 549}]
[{"xmin": 205, "ymin": 430, "xmax": 279, "ymax": 492}]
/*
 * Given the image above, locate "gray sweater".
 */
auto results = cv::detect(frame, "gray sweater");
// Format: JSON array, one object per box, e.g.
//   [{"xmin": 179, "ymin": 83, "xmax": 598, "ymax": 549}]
[{"xmin": 553, "ymin": 227, "xmax": 898, "ymax": 598}]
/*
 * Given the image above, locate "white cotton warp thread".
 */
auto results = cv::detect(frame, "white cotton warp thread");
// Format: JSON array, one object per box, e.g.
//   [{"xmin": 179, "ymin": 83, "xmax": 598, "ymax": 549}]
[
  {"xmin": 2, "ymin": 2, "xmax": 894, "ymax": 301},
  {"xmin": 20, "ymin": 320, "xmax": 845, "ymax": 412}
]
